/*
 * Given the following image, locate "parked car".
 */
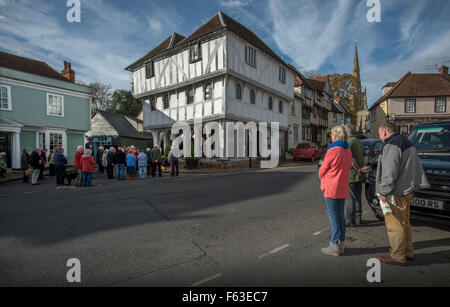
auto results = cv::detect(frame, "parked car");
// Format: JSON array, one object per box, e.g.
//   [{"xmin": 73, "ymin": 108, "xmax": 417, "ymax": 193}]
[
  {"xmin": 365, "ymin": 121, "xmax": 450, "ymax": 220},
  {"xmin": 361, "ymin": 138, "xmax": 383, "ymax": 163},
  {"xmin": 356, "ymin": 131, "xmax": 367, "ymax": 140},
  {"xmin": 293, "ymin": 142, "xmax": 322, "ymax": 162}
]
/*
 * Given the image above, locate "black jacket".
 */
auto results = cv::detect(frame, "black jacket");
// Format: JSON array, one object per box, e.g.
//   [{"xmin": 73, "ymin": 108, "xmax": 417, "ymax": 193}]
[
  {"xmin": 114, "ymin": 150, "xmax": 126, "ymax": 164},
  {"xmin": 21, "ymin": 152, "xmax": 30, "ymax": 169},
  {"xmin": 30, "ymin": 151, "xmax": 41, "ymax": 169}
]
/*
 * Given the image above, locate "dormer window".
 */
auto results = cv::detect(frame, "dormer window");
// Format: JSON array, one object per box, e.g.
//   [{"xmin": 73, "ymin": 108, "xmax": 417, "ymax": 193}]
[
  {"xmin": 279, "ymin": 66, "xmax": 286, "ymax": 83},
  {"xmin": 245, "ymin": 46, "xmax": 256, "ymax": 66},
  {"xmin": 145, "ymin": 61, "xmax": 154, "ymax": 79},
  {"xmin": 189, "ymin": 42, "xmax": 202, "ymax": 62}
]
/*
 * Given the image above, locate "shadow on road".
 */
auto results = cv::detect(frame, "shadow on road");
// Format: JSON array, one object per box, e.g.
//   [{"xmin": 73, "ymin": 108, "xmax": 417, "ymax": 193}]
[
  {"xmin": 344, "ymin": 237, "xmax": 450, "ymax": 266},
  {"xmin": 0, "ymin": 169, "xmax": 315, "ymax": 246}
]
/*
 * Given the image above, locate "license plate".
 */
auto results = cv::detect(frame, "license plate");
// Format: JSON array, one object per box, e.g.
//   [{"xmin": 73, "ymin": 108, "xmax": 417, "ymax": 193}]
[{"xmin": 411, "ymin": 198, "xmax": 444, "ymax": 210}]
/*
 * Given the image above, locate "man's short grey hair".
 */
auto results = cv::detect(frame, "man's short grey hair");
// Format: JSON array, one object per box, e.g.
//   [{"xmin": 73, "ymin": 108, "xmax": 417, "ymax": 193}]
[
  {"xmin": 84, "ymin": 149, "xmax": 91, "ymax": 156},
  {"xmin": 380, "ymin": 122, "xmax": 396, "ymax": 134},
  {"xmin": 345, "ymin": 124, "xmax": 356, "ymax": 137}
]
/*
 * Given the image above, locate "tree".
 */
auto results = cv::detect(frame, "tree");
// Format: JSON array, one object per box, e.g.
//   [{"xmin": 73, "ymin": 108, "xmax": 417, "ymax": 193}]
[
  {"xmin": 90, "ymin": 82, "xmax": 113, "ymax": 115},
  {"xmin": 303, "ymin": 69, "xmax": 321, "ymax": 78},
  {"xmin": 111, "ymin": 90, "xmax": 142, "ymax": 118},
  {"xmin": 329, "ymin": 74, "xmax": 358, "ymax": 124}
]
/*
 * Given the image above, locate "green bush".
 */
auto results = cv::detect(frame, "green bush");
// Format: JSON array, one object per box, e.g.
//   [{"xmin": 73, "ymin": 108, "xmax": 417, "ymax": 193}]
[{"xmin": 164, "ymin": 145, "xmax": 171, "ymax": 158}]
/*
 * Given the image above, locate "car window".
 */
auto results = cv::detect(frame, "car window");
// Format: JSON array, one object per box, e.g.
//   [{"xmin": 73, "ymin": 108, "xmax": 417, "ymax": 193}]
[
  {"xmin": 408, "ymin": 125, "xmax": 450, "ymax": 152},
  {"xmin": 297, "ymin": 144, "xmax": 310, "ymax": 149}
]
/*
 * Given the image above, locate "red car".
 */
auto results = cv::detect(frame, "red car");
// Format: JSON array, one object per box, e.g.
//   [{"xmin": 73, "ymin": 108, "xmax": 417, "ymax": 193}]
[{"xmin": 293, "ymin": 142, "xmax": 323, "ymax": 162}]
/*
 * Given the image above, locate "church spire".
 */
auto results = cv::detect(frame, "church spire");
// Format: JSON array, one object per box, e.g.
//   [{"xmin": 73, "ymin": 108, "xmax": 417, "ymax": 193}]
[{"xmin": 353, "ymin": 40, "xmax": 361, "ymax": 90}]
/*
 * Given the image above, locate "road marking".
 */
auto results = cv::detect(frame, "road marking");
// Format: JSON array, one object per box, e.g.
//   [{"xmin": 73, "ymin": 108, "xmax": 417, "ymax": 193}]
[
  {"xmin": 259, "ymin": 244, "xmax": 290, "ymax": 259},
  {"xmin": 313, "ymin": 227, "xmax": 329, "ymax": 236},
  {"xmin": 191, "ymin": 273, "xmax": 222, "ymax": 287},
  {"xmin": 24, "ymin": 191, "xmax": 38, "ymax": 194}
]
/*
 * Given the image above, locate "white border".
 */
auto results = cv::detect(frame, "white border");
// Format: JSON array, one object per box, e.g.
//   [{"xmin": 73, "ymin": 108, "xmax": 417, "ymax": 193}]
[
  {"xmin": 0, "ymin": 84, "xmax": 12, "ymax": 111},
  {"xmin": 46, "ymin": 93, "xmax": 65, "ymax": 117},
  {"xmin": 0, "ymin": 77, "xmax": 91, "ymax": 99}
]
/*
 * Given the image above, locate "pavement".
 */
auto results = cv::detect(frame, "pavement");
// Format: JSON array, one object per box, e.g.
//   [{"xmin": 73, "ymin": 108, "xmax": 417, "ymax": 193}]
[{"xmin": 0, "ymin": 164, "xmax": 449, "ymax": 287}]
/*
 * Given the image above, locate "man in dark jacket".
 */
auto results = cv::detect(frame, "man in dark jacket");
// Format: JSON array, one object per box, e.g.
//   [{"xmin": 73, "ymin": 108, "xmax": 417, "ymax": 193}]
[
  {"xmin": 114, "ymin": 147, "xmax": 126, "ymax": 180},
  {"xmin": 30, "ymin": 148, "xmax": 41, "ymax": 185},
  {"xmin": 38, "ymin": 148, "xmax": 47, "ymax": 180},
  {"xmin": 146, "ymin": 147, "xmax": 153, "ymax": 176},
  {"xmin": 21, "ymin": 149, "xmax": 30, "ymax": 183},
  {"xmin": 96, "ymin": 146, "xmax": 104, "ymax": 173},
  {"xmin": 376, "ymin": 123, "xmax": 430, "ymax": 265},
  {"xmin": 106, "ymin": 147, "xmax": 116, "ymax": 179},
  {"xmin": 54, "ymin": 148, "xmax": 68, "ymax": 186},
  {"xmin": 151, "ymin": 145, "xmax": 162, "ymax": 178}
]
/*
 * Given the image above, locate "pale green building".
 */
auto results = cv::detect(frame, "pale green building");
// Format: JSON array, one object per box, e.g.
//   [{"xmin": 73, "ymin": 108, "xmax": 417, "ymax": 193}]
[{"xmin": 0, "ymin": 51, "xmax": 91, "ymax": 168}]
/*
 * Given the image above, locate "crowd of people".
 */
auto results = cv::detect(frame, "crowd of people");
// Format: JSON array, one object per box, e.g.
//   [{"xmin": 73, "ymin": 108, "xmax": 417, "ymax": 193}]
[
  {"xmin": 319, "ymin": 123, "xmax": 429, "ymax": 266},
  {"xmin": 93, "ymin": 144, "xmax": 179, "ymax": 183},
  {"xmin": 15, "ymin": 143, "xmax": 180, "ymax": 187}
]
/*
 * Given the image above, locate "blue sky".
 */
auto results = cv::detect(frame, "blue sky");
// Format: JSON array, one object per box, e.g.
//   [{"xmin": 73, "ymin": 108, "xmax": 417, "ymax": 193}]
[{"xmin": 1, "ymin": 0, "xmax": 449, "ymax": 106}]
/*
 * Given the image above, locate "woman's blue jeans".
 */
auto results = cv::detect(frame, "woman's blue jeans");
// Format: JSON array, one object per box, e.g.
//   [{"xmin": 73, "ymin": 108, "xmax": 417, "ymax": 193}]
[{"xmin": 325, "ymin": 198, "xmax": 346, "ymax": 244}]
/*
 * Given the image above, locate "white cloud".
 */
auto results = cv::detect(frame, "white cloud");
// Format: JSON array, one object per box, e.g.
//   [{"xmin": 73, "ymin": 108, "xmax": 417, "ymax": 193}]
[
  {"xmin": 220, "ymin": 0, "xmax": 252, "ymax": 8},
  {"xmin": 147, "ymin": 18, "xmax": 163, "ymax": 35},
  {"xmin": 0, "ymin": 0, "xmax": 184, "ymax": 91}
]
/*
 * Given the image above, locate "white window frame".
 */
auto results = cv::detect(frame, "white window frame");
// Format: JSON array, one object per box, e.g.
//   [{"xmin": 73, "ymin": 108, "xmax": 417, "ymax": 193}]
[
  {"xmin": 0, "ymin": 85, "xmax": 12, "ymax": 111},
  {"xmin": 35, "ymin": 129, "xmax": 67, "ymax": 153},
  {"xmin": 46, "ymin": 93, "xmax": 64, "ymax": 117},
  {"xmin": 435, "ymin": 97, "xmax": 447, "ymax": 113}
]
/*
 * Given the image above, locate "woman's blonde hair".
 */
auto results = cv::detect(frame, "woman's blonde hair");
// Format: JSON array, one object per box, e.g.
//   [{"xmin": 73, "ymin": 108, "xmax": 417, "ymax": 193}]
[{"xmin": 331, "ymin": 125, "xmax": 347, "ymax": 141}]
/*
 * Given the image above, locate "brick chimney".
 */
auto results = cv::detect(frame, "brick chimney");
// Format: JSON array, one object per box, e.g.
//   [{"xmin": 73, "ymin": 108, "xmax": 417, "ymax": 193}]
[
  {"xmin": 439, "ymin": 65, "xmax": 449, "ymax": 75},
  {"xmin": 61, "ymin": 61, "xmax": 75, "ymax": 83}
]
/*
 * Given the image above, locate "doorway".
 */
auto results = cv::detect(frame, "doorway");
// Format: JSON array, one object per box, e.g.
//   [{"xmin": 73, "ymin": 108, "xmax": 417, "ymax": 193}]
[{"xmin": 0, "ymin": 132, "xmax": 11, "ymax": 167}]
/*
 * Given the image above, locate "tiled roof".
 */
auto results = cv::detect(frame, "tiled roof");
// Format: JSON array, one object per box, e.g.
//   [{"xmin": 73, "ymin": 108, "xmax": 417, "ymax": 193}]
[
  {"xmin": 383, "ymin": 82, "xmax": 397, "ymax": 88},
  {"xmin": 125, "ymin": 33, "xmax": 185, "ymax": 71},
  {"xmin": 310, "ymin": 75, "xmax": 330, "ymax": 83},
  {"xmin": 97, "ymin": 111, "xmax": 152, "ymax": 140},
  {"xmin": 0, "ymin": 50, "xmax": 70, "ymax": 82},
  {"xmin": 307, "ymin": 78, "xmax": 326, "ymax": 91},
  {"xmin": 370, "ymin": 72, "xmax": 450, "ymax": 110},
  {"xmin": 126, "ymin": 11, "xmax": 292, "ymax": 72}
]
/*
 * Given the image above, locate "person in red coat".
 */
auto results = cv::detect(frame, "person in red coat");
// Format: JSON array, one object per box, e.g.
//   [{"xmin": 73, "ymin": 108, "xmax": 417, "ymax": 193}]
[
  {"xmin": 318, "ymin": 125, "xmax": 353, "ymax": 257},
  {"xmin": 74, "ymin": 146, "xmax": 84, "ymax": 187},
  {"xmin": 81, "ymin": 149, "xmax": 95, "ymax": 187}
]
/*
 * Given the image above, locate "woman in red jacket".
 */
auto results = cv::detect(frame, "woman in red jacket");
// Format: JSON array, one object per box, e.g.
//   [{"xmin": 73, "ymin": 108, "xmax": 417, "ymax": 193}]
[
  {"xmin": 318, "ymin": 125, "xmax": 353, "ymax": 256},
  {"xmin": 81, "ymin": 149, "xmax": 95, "ymax": 187}
]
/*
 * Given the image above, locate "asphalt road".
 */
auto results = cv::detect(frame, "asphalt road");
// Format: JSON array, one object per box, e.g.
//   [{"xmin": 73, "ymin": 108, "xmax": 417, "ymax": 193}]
[{"xmin": 0, "ymin": 165, "xmax": 449, "ymax": 287}]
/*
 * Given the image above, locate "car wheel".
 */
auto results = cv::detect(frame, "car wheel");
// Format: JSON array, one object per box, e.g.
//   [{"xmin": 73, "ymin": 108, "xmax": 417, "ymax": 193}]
[{"xmin": 374, "ymin": 209, "xmax": 384, "ymax": 221}]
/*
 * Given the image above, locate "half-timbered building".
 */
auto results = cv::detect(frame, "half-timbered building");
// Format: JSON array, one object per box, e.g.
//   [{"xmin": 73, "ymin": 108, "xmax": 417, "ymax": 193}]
[{"xmin": 126, "ymin": 11, "xmax": 295, "ymax": 158}]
